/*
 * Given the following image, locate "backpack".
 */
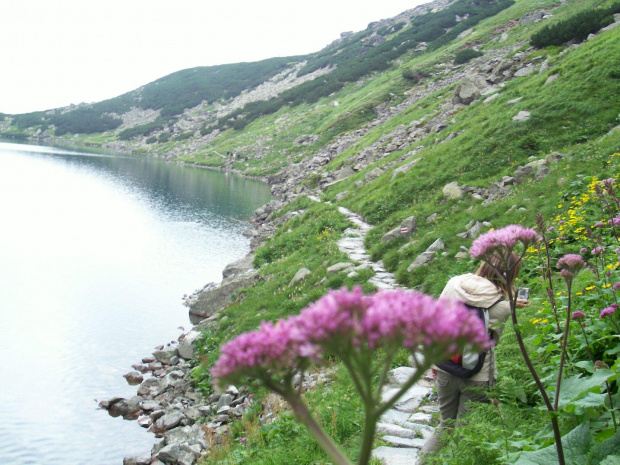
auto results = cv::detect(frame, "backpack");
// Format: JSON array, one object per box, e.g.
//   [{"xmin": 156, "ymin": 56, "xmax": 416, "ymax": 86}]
[{"xmin": 435, "ymin": 300, "xmax": 499, "ymax": 378}]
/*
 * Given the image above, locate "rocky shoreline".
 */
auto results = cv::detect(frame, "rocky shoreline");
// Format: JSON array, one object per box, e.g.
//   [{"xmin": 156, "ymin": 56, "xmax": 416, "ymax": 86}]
[{"xmin": 99, "ymin": 198, "xmax": 293, "ymax": 465}]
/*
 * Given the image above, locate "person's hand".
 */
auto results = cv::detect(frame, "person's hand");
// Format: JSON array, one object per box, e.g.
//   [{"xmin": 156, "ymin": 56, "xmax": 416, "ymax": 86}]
[{"xmin": 516, "ymin": 299, "xmax": 531, "ymax": 308}]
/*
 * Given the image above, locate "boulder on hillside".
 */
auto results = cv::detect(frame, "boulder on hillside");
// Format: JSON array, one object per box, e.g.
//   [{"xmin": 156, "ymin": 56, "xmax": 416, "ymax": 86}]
[
  {"xmin": 222, "ymin": 254, "xmax": 254, "ymax": 279},
  {"xmin": 407, "ymin": 238, "xmax": 445, "ymax": 272},
  {"xmin": 512, "ymin": 111, "xmax": 531, "ymax": 122},
  {"xmin": 392, "ymin": 158, "xmax": 422, "ymax": 180},
  {"xmin": 290, "ymin": 268, "xmax": 311, "ymax": 286},
  {"xmin": 520, "ymin": 11, "xmax": 544, "ymax": 25},
  {"xmin": 336, "ymin": 166, "xmax": 355, "ymax": 180},
  {"xmin": 442, "ymin": 182, "xmax": 463, "ymax": 200},
  {"xmin": 188, "ymin": 271, "xmax": 259, "ymax": 319},
  {"xmin": 452, "ymin": 74, "xmax": 488, "ymax": 105},
  {"xmin": 381, "ymin": 216, "xmax": 418, "ymax": 243},
  {"xmin": 327, "ymin": 262, "xmax": 354, "ymax": 275},
  {"xmin": 365, "ymin": 167, "xmax": 384, "ymax": 183}
]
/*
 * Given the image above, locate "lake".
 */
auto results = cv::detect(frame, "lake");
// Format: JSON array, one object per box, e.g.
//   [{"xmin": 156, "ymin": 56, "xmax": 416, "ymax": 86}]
[{"xmin": 0, "ymin": 142, "xmax": 272, "ymax": 464}]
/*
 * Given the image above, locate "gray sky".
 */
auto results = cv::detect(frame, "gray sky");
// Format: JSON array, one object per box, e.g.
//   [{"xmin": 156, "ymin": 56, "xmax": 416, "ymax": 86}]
[{"xmin": 0, "ymin": 0, "xmax": 428, "ymax": 115}]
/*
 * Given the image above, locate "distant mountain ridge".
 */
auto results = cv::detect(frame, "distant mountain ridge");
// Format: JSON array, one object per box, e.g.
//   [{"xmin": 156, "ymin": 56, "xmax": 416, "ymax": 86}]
[{"xmin": 1, "ymin": 0, "xmax": 511, "ymax": 142}]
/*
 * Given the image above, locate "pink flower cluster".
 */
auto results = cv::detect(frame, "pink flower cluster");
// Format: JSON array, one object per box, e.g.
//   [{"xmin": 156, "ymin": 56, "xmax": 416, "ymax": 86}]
[
  {"xmin": 601, "ymin": 307, "xmax": 616, "ymax": 319},
  {"xmin": 212, "ymin": 287, "xmax": 490, "ymax": 383},
  {"xmin": 602, "ymin": 178, "xmax": 616, "ymax": 189},
  {"xmin": 572, "ymin": 311, "xmax": 586, "ymax": 320},
  {"xmin": 211, "ymin": 318, "xmax": 313, "ymax": 380},
  {"xmin": 609, "ymin": 217, "xmax": 620, "ymax": 226},
  {"xmin": 592, "ymin": 246, "xmax": 605, "ymax": 255},
  {"xmin": 557, "ymin": 254, "xmax": 586, "ymax": 275},
  {"xmin": 470, "ymin": 225, "xmax": 539, "ymax": 260}
]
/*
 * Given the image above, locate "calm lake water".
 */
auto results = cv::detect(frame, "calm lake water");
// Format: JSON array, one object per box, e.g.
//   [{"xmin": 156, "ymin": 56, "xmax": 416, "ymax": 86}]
[{"xmin": 0, "ymin": 142, "xmax": 271, "ymax": 465}]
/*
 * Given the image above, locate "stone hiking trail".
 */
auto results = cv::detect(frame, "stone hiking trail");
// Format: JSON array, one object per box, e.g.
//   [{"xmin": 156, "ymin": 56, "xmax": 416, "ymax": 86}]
[{"xmin": 336, "ymin": 205, "xmax": 438, "ymax": 465}]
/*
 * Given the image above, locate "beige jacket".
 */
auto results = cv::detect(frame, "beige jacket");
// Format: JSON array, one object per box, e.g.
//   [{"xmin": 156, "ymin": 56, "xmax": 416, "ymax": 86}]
[{"xmin": 436, "ymin": 273, "xmax": 511, "ymax": 382}]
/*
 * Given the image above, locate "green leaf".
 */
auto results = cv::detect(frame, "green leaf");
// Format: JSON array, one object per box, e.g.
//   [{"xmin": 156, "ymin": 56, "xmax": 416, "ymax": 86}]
[
  {"xmin": 555, "ymin": 370, "xmax": 616, "ymax": 410},
  {"xmin": 606, "ymin": 344, "xmax": 620, "ymax": 356},
  {"xmin": 563, "ymin": 392, "xmax": 608, "ymax": 415},
  {"xmin": 575, "ymin": 361, "xmax": 595, "ymax": 374},
  {"xmin": 589, "ymin": 427, "xmax": 620, "ymax": 464},
  {"xmin": 600, "ymin": 456, "xmax": 620, "ymax": 465},
  {"xmin": 515, "ymin": 423, "xmax": 592, "ymax": 465}
]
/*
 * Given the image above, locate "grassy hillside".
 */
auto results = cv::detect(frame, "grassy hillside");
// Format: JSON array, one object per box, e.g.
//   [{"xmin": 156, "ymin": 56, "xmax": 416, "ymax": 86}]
[
  {"xmin": 181, "ymin": 0, "xmax": 620, "ymax": 463},
  {"xmin": 3, "ymin": 0, "xmax": 620, "ymax": 463}
]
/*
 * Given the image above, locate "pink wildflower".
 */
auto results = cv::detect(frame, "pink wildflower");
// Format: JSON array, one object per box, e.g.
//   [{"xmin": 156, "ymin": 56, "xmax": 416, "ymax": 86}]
[
  {"xmin": 295, "ymin": 286, "xmax": 371, "ymax": 346},
  {"xmin": 559, "ymin": 220, "xmax": 565, "ymax": 225},
  {"xmin": 608, "ymin": 217, "xmax": 620, "ymax": 226},
  {"xmin": 211, "ymin": 318, "xmax": 317, "ymax": 381},
  {"xmin": 592, "ymin": 246, "xmax": 605, "ymax": 255},
  {"xmin": 470, "ymin": 225, "xmax": 539, "ymax": 260},
  {"xmin": 594, "ymin": 222, "xmax": 605, "ymax": 228},
  {"xmin": 600, "ymin": 307, "xmax": 616, "ymax": 319},
  {"xmin": 557, "ymin": 254, "xmax": 586, "ymax": 273},
  {"xmin": 580, "ymin": 248, "xmax": 588, "ymax": 254},
  {"xmin": 571, "ymin": 311, "xmax": 586, "ymax": 320},
  {"xmin": 613, "ymin": 283, "xmax": 620, "ymax": 291},
  {"xmin": 602, "ymin": 178, "xmax": 616, "ymax": 188},
  {"xmin": 212, "ymin": 287, "xmax": 491, "ymax": 384},
  {"xmin": 547, "ymin": 227, "xmax": 555, "ymax": 232},
  {"xmin": 361, "ymin": 290, "xmax": 489, "ymax": 352},
  {"xmin": 612, "ymin": 303, "xmax": 620, "ymax": 309}
]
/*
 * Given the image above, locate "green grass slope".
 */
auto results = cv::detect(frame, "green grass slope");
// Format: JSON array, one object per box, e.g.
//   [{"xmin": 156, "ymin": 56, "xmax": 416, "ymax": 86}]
[
  {"xmin": 4, "ymin": 0, "xmax": 620, "ymax": 462},
  {"xmin": 182, "ymin": 0, "xmax": 620, "ymax": 463}
]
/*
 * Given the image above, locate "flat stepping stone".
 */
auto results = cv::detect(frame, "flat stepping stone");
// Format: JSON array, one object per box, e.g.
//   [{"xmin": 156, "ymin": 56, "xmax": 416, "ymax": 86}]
[
  {"xmin": 371, "ymin": 280, "xmax": 396, "ymax": 290},
  {"xmin": 372, "ymin": 446, "xmax": 419, "ymax": 465},
  {"xmin": 382, "ymin": 435, "xmax": 426, "ymax": 448},
  {"xmin": 402, "ymin": 422, "xmax": 435, "ymax": 440},
  {"xmin": 380, "ymin": 409, "xmax": 412, "ymax": 426},
  {"xmin": 377, "ymin": 422, "xmax": 420, "ymax": 440},
  {"xmin": 382, "ymin": 385, "xmax": 430, "ymax": 413},
  {"xmin": 409, "ymin": 412, "xmax": 433, "ymax": 425},
  {"xmin": 387, "ymin": 367, "xmax": 418, "ymax": 387}
]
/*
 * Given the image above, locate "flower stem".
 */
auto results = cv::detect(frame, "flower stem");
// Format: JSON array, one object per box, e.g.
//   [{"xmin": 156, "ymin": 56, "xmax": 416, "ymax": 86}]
[
  {"xmin": 579, "ymin": 325, "xmax": 594, "ymax": 361},
  {"xmin": 537, "ymin": 230, "xmax": 561, "ymax": 333},
  {"xmin": 285, "ymin": 392, "xmax": 354, "ymax": 465},
  {"xmin": 508, "ymin": 288, "xmax": 566, "ymax": 465},
  {"xmin": 554, "ymin": 281, "xmax": 572, "ymax": 412},
  {"xmin": 357, "ymin": 407, "xmax": 378, "ymax": 465}
]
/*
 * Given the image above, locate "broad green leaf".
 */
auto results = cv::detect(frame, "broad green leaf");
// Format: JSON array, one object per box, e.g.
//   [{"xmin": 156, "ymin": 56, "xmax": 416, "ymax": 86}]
[
  {"xmin": 589, "ymin": 428, "xmax": 620, "ymax": 464},
  {"xmin": 606, "ymin": 344, "xmax": 620, "ymax": 356},
  {"xmin": 575, "ymin": 361, "xmax": 595, "ymax": 374},
  {"xmin": 515, "ymin": 423, "xmax": 592, "ymax": 465},
  {"xmin": 563, "ymin": 392, "xmax": 608, "ymax": 415},
  {"xmin": 555, "ymin": 370, "xmax": 616, "ymax": 410},
  {"xmin": 600, "ymin": 456, "xmax": 620, "ymax": 465}
]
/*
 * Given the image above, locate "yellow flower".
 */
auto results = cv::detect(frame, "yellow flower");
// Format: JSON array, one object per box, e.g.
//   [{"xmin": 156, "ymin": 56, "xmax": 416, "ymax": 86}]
[
  {"xmin": 532, "ymin": 318, "xmax": 542, "ymax": 324},
  {"xmin": 603, "ymin": 284, "xmax": 611, "ymax": 289},
  {"xmin": 557, "ymin": 291, "xmax": 563, "ymax": 296},
  {"xmin": 576, "ymin": 292, "xmax": 583, "ymax": 296},
  {"xmin": 542, "ymin": 319, "xmax": 548, "ymax": 324},
  {"xmin": 586, "ymin": 286, "xmax": 596, "ymax": 291}
]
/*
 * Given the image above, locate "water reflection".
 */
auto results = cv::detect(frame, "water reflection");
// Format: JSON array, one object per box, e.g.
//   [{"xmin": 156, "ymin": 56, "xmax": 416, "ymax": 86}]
[{"xmin": 0, "ymin": 142, "xmax": 271, "ymax": 465}]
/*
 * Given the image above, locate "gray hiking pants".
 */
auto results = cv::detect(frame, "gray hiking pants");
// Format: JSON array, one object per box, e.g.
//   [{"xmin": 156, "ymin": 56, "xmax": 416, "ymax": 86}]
[{"xmin": 418, "ymin": 370, "xmax": 489, "ymax": 462}]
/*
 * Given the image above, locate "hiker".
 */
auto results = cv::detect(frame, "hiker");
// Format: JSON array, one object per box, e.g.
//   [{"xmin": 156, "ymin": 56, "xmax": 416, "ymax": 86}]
[{"xmin": 418, "ymin": 251, "xmax": 530, "ymax": 463}]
